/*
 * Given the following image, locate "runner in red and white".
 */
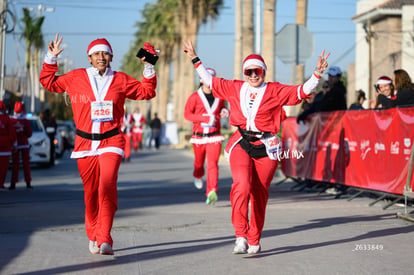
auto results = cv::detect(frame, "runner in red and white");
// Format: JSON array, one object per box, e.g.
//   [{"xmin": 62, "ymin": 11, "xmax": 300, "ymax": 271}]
[
  {"xmin": 131, "ymin": 107, "xmax": 146, "ymax": 152},
  {"xmin": 0, "ymin": 100, "xmax": 17, "ymax": 190},
  {"xmin": 184, "ymin": 67, "xmax": 229, "ymax": 205},
  {"xmin": 183, "ymin": 40, "xmax": 329, "ymax": 254},
  {"xmin": 121, "ymin": 106, "xmax": 134, "ymax": 162},
  {"xmin": 9, "ymin": 101, "xmax": 33, "ymax": 190},
  {"xmin": 40, "ymin": 33, "xmax": 157, "ymax": 255}
]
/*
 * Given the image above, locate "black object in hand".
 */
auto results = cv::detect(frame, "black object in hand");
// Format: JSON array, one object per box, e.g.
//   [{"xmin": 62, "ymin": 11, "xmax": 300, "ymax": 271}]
[{"xmin": 136, "ymin": 48, "xmax": 159, "ymax": 65}]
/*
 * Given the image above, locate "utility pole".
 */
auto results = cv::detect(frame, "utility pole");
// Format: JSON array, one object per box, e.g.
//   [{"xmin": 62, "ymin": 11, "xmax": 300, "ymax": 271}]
[
  {"xmin": 0, "ymin": 0, "xmax": 6, "ymax": 101},
  {"xmin": 364, "ymin": 20, "xmax": 373, "ymax": 104}
]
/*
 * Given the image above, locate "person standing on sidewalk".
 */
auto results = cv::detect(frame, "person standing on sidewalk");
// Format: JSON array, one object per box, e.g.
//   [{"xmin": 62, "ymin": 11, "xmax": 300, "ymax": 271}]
[
  {"xmin": 9, "ymin": 101, "xmax": 33, "ymax": 190},
  {"xmin": 183, "ymin": 40, "xmax": 329, "ymax": 254},
  {"xmin": 40, "ymin": 33, "xmax": 157, "ymax": 255},
  {"xmin": 184, "ymin": 67, "xmax": 229, "ymax": 205},
  {"xmin": 149, "ymin": 112, "xmax": 161, "ymax": 150},
  {"xmin": 0, "ymin": 100, "xmax": 17, "ymax": 190}
]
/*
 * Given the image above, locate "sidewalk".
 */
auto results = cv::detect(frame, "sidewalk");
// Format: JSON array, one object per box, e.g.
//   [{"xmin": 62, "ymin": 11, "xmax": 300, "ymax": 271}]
[{"xmin": 1, "ymin": 147, "xmax": 414, "ymax": 275}]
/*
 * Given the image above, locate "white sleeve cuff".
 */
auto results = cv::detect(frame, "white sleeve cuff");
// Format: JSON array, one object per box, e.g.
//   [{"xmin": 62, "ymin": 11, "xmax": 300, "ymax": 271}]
[
  {"xmin": 195, "ymin": 63, "xmax": 213, "ymax": 89},
  {"xmin": 302, "ymin": 73, "xmax": 320, "ymax": 95},
  {"xmin": 44, "ymin": 52, "xmax": 58, "ymax": 64},
  {"xmin": 143, "ymin": 63, "xmax": 156, "ymax": 79}
]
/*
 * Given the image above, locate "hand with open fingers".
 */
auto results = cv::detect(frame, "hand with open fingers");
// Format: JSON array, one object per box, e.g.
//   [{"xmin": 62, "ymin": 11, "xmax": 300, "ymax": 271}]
[
  {"xmin": 183, "ymin": 40, "xmax": 197, "ymax": 59},
  {"xmin": 316, "ymin": 50, "xmax": 330, "ymax": 73},
  {"xmin": 48, "ymin": 33, "xmax": 64, "ymax": 57}
]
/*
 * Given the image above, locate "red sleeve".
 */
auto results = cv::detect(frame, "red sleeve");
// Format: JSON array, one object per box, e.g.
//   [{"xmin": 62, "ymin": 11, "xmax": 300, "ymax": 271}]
[
  {"xmin": 124, "ymin": 73, "xmax": 157, "ymax": 100},
  {"xmin": 184, "ymin": 93, "xmax": 210, "ymax": 123},
  {"xmin": 39, "ymin": 62, "xmax": 69, "ymax": 94}
]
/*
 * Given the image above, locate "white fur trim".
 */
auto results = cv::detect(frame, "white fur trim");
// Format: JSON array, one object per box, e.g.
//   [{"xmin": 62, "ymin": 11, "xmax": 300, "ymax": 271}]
[
  {"xmin": 376, "ymin": 79, "xmax": 392, "ymax": 85},
  {"xmin": 242, "ymin": 59, "xmax": 266, "ymax": 71},
  {"xmin": 70, "ymin": 147, "xmax": 124, "ymax": 159},
  {"xmin": 88, "ymin": 45, "xmax": 113, "ymax": 55},
  {"xmin": 190, "ymin": 136, "xmax": 225, "ymax": 144}
]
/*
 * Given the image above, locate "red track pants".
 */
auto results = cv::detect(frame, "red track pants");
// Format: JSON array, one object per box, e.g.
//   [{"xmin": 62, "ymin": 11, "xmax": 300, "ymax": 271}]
[
  {"xmin": 132, "ymin": 132, "xmax": 143, "ymax": 152},
  {"xmin": 229, "ymin": 144, "xmax": 278, "ymax": 245},
  {"xmin": 11, "ymin": 148, "xmax": 31, "ymax": 184},
  {"xmin": 77, "ymin": 153, "xmax": 122, "ymax": 247},
  {"xmin": 192, "ymin": 142, "xmax": 221, "ymax": 196},
  {"xmin": 0, "ymin": 155, "xmax": 10, "ymax": 188},
  {"xmin": 123, "ymin": 133, "xmax": 132, "ymax": 159}
]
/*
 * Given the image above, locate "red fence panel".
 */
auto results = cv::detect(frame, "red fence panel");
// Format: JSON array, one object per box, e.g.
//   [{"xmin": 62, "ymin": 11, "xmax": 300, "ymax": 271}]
[{"xmin": 281, "ymin": 107, "xmax": 414, "ymax": 195}]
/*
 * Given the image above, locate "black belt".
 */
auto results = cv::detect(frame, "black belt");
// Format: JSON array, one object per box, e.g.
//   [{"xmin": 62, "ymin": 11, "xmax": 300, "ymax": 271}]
[
  {"xmin": 193, "ymin": 131, "xmax": 220, "ymax": 137},
  {"xmin": 76, "ymin": 128, "xmax": 120, "ymax": 141}
]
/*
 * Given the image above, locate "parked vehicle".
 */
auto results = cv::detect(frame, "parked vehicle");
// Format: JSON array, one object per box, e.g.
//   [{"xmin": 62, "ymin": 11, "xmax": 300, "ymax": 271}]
[
  {"xmin": 57, "ymin": 120, "xmax": 75, "ymax": 149},
  {"xmin": 26, "ymin": 114, "xmax": 52, "ymax": 167}
]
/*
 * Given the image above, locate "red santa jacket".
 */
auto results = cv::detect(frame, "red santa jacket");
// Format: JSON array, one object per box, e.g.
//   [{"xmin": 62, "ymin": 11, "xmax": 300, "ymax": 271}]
[
  {"xmin": 0, "ymin": 113, "xmax": 17, "ymax": 156},
  {"xmin": 40, "ymin": 63, "xmax": 157, "ymax": 158},
  {"xmin": 184, "ymin": 88, "xmax": 227, "ymax": 144},
  {"xmin": 211, "ymin": 77, "xmax": 309, "ymax": 158},
  {"xmin": 11, "ymin": 114, "xmax": 32, "ymax": 149}
]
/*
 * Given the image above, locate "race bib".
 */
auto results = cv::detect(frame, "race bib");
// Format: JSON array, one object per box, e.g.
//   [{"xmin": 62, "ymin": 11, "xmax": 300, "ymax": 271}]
[
  {"xmin": 91, "ymin": 101, "xmax": 113, "ymax": 122},
  {"xmin": 261, "ymin": 134, "xmax": 282, "ymax": 160}
]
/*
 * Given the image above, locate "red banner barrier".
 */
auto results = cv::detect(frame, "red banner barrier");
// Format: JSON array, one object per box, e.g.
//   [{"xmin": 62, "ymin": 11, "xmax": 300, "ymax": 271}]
[{"xmin": 281, "ymin": 107, "xmax": 414, "ymax": 195}]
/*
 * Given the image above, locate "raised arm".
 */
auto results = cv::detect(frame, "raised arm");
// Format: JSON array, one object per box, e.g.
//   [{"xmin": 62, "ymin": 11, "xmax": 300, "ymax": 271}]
[{"xmin": 183, "ymin": 40, "xmax": 213, "ymax": 88}]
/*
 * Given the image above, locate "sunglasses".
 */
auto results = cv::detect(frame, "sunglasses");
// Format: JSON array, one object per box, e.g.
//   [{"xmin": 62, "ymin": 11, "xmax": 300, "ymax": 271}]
[
  {"xmin": 244, "ymin": 68, "xmax": 264, "ymax": 76},
  {"xmin": 323, "ymin": 85, "xmax": 329, "ymax": 88}
]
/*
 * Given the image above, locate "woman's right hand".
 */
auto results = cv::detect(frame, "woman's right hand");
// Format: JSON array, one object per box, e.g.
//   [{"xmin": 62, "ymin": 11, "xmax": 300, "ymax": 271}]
[
  {"xmin": 183, "ymin": 40, "xmax": 197, "ymax": 59},
  {"xmin": 48, "ymin": 33, "xmax": 64, "ymax": 57}
]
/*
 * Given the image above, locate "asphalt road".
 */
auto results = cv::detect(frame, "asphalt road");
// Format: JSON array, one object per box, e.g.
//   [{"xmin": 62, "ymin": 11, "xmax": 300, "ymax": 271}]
[{"xmin": 1, "ymin": 147, "xmax": 414, "ymax": 275}]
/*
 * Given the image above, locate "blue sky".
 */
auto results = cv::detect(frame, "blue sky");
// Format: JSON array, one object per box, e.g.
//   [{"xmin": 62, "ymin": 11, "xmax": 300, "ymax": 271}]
[{"xmin": 5, "ymin": 0, "xmax": 359, "ymax": 84}]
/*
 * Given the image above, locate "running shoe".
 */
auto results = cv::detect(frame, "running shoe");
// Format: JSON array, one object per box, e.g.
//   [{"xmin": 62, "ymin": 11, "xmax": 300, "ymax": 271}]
[
  {"xmin": 247, "ymin": 244, "xmax": 261, "ymax": 254},
  {"xmin": 88, "ymin": 240, "xmax": 99, "ymax": 255},
  {"xmin": 99, "ymin": 242, "xmax": 114, "ymax": 255},
  {"xmin": 232, "ymin": 237, "xmax": 248, "ymax": 254},
  {"xmin": 193, "ymin": 177, "xmax": 203, "ymax": 189},
  {"xmin": 206, "ymin": 190, "xmax": 218, "ymax": 205}
]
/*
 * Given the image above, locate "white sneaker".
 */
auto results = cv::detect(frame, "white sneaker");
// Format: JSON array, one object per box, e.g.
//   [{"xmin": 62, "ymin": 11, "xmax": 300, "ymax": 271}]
[
  {"xmin": 88, "ymin": 240, "xmax": 99, "ymax": 254},
  {"xmin": 232, "ymin": 237, "xmax": 248, "ymax": 254},
  {"xmin": 99, "ymin": 242, "xmax": 114, "ymax": 255},
  {"xmin": 247, "ymin": 244, "xmax": 261, "ymax": 254},
  {"xmin": 193, "ymin": 178, "xmax": 203, "ymax": 189}
]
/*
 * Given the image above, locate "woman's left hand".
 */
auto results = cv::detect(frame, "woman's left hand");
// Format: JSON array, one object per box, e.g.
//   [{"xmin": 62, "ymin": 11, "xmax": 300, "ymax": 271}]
[{"xmin": 316, "ymin": 50, "xmax": 330, "ymax": 73}]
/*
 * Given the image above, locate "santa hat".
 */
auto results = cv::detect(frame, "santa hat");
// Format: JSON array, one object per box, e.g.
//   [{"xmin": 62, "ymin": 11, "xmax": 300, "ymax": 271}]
[
  {"xmin": 87, "ymin": 38, "xmax": 113, "ymax": 56},
  {"xmin": 200, "ymin": 67, "xmax": 216, "ymax": 83},
  {"xmin": 14, "ymin": 101, "xmax": 25, "ymax": 114},
  {"xmin": 242, "ymin": 54, "xmax": 267, "ymax": 72},
  {"xmin": 376, "ymin": 76, "xmax": 392, "ymax": 85},
  {"xmin": 206, "ymin": 68, "xmax": 216, "ymax": 77}
]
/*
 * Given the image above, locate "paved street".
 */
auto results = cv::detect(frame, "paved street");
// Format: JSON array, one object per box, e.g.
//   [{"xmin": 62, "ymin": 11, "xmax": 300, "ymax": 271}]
[{"xmin": 1, "ymin": 147, "xmax": 414, "ymax": 275}]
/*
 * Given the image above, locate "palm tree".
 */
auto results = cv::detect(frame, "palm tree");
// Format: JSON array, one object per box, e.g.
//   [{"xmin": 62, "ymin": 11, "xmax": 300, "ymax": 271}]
[
  {"xmin": 242, "ymin": 0, "xmax": 254, "ymax": 59},
  {"xmin": 21, "ymin": 8, "xmax": 44, "ymax": 113},
  {"xmin": 123, "ymin": 0, "xmax": 223, "ymax": 131},
  {"xmin": 234, "ymin": 0, "xmax": 242, "ymax": 80},
  {"xmin": 262, "ymin": 0, "xmax": 276, "ymax": 82}
]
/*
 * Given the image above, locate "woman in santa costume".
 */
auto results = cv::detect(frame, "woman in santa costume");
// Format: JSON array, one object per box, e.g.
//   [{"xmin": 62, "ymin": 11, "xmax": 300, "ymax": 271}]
[
  {"xmin": 132, "ymin": 107, "xmax": 146, "ymax": 152},
  {"xmin": 183, "ymin": 40, "xmax": 329, "ymax": 254},
  {"xmin": 184, "ymin": 67, "xmax": 229, "ymax": 205},
  {"xmin": 40, "ymin": 34, "xmax": 157, "ymax": 255},
  {"xmin": 9, "ymin": 101, "xmax": 33, "ymax": 190},
  {"xmin": 121, "ymin": 106, "xmax": 134, "ymax": 162},
  {"xmin": 0, "ymin": 100, "xmax": 17, "ymax": 190}
]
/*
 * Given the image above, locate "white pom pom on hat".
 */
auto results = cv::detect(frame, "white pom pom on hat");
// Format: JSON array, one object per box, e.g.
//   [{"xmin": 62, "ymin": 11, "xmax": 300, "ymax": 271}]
[{"xmin": 87, "ymin": 38, "xmax": 113, "ymax": 56}]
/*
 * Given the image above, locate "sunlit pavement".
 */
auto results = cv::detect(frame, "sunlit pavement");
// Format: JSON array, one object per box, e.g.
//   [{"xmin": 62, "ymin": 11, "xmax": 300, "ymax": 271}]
[{"xmin": 1, "ymin": 147, "xmax": 414, "ymax": 275}]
